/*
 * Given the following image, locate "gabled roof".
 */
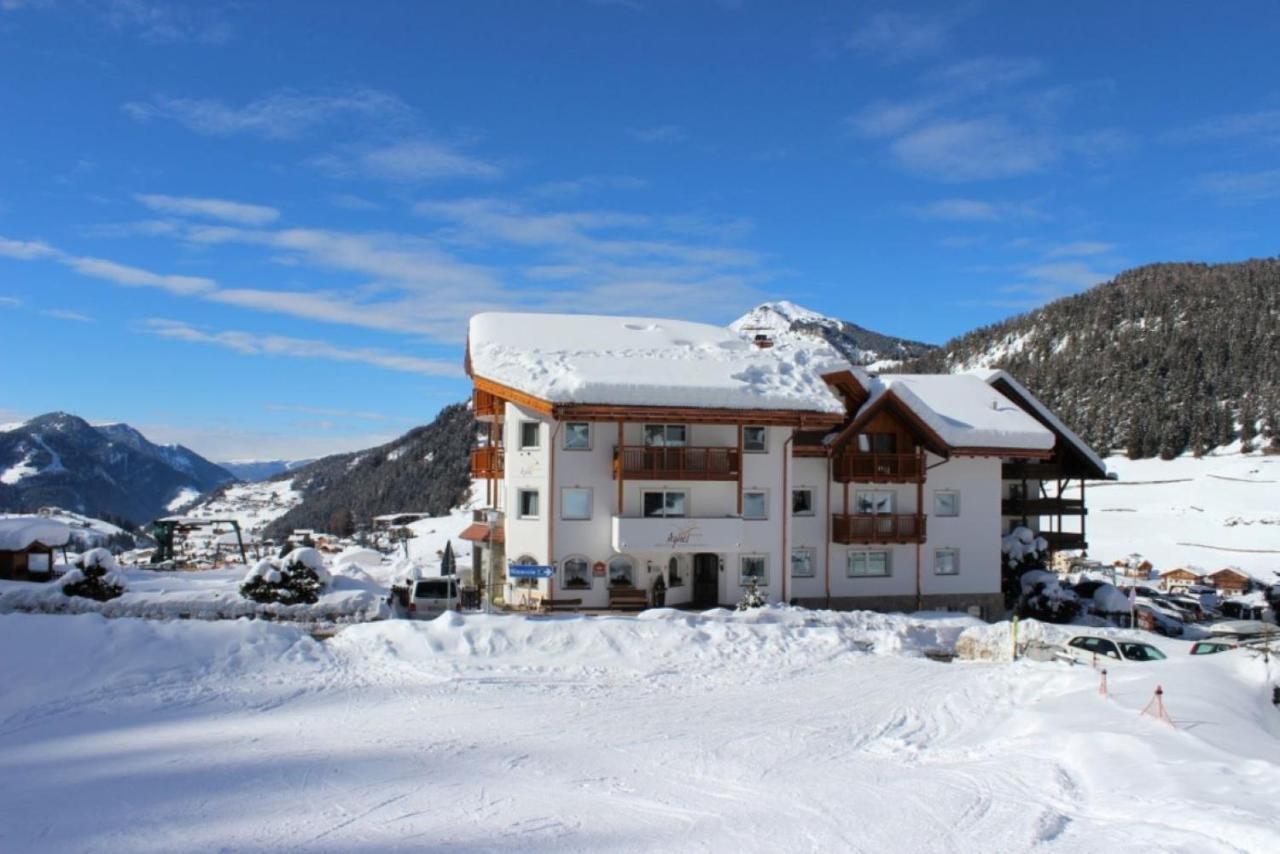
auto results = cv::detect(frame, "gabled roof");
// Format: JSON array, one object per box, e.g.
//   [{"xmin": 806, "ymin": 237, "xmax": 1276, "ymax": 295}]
[
  {"xmin": 869, "ymin": 374, "xmax": 1055, "ymax": 454},
  {"xmin": 468, "ymin": 312, "xmax": 847, "ymax": 416},
  {"xmin": 970, "ymin": 369, "xmax": 1108, "ymax": 479}
]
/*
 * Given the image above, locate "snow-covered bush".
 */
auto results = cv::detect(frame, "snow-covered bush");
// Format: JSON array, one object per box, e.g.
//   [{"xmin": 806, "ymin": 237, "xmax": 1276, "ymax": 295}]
[
  {"xmin": 736, "ymin": 579, "xmax": 766, "ymax": 611},
  {"xmin": 1017, "ymin": 569, "xmax": 1080, "ymax": 624},
  {"xmin": 1000, "ymin": 526, "xmax": 1050, "ymax": 607},
  {"xmin": 61, "ymin": 548, "xmax": 127, "ymax": 602},
  {"xmin": 240, "ymin": 547, "xmax": 331, "ymax": 605}
]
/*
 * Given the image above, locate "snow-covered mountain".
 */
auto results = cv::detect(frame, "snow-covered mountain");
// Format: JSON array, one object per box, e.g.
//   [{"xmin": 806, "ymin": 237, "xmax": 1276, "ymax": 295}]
[
  {"xmin": 731, "ymin": 301, "xmax": 935, "ymax": 369},
  {"xmin": 0, "ymin": 413, "xmax": 234, "ymax": 524},
  {"xmin": 217, "ymin": 459, "xmax": 314, "ymax": 481}
]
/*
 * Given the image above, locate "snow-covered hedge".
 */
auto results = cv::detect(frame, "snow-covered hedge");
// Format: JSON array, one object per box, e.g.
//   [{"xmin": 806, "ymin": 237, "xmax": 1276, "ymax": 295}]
[
  {"xmin": 61, "ymin": 548, "xmax": 127, "ymax": 602},
  {"xmin": 240, "ymin": 548, "xmax": 332, "ymax": 605}
]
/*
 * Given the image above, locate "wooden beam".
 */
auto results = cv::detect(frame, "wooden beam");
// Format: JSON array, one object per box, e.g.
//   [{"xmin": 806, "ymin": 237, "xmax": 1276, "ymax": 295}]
[
  {"xmin": 617, "ymin": 420, "xmax": 624, "ymax": 516},
  {"xmin": 471, "ymin": 375, "xmax": 555, "ymax": 415},
  {"xmin": 736, "ymin": 424, "xmax": 744, "ymax": 516},
  {"xmin": 553, "ymin": 403, "xmax": 843, "ymax": 428}
]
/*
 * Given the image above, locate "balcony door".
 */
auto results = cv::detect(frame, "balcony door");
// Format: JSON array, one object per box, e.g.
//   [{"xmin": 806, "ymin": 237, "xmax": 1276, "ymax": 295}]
[
  {"xmin": 855, "ymin": 490, "xmax": 896, "ymax": 535},
  {"xmin": 644, "ymin": 424, "xmax": 688, "ymax": 474}
]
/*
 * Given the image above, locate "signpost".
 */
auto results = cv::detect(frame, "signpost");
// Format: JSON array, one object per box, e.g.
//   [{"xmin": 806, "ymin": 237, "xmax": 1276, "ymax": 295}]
[{"xmin": 508, "ymin": 564, "xmax": 554, "ymax": 579}]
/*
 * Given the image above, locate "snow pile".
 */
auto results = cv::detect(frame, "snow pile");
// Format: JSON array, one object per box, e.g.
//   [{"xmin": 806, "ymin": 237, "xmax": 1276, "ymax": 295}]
[
  {"xmin": 0, "ymin": 516, "xmax": 71, "ymax": 551},
  {"xmin": 4, "ymin": 609, "xmax": 1280, "ymax": 850},
  {"xmin": 468, "ymin": 312, "xmax": 847, "ymax": 413},
  {"xmin": 59, "ymin": 548, "xmax": 127, "ymax": 602},
  {"xmin": 332, "ymin": 546, "xmax": 386, "ymax": 570},
  {"xmin": 1002, "ymin": 525, "xmax": 1048, "ymax": 567}
]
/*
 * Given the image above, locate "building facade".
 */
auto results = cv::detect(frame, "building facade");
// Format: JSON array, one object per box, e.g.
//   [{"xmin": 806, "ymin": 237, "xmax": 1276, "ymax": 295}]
[{"xmin": 464, "ymin": 312, "xmax": 1108, "ymax": 618}]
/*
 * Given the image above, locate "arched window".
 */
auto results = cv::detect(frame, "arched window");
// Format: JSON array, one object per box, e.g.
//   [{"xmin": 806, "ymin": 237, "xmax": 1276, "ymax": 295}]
[
  {"xmin": 513, "ymin": 554, "xmax": 538, "ymax": 588},
  {"xmin": 563, "ymin": 555, "xmax": 591, "ymax": 590},
  {"xmin": 608, "ymin": 555, "xmax": 635, "ymax": 588},
  {"xmin": 667, "ymin": 554, "xmax": 685, "ymax": 587}
]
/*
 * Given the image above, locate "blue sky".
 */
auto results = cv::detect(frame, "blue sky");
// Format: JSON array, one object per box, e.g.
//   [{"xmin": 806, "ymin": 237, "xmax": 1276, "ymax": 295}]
[{"xmin": 2, "ymin": 1, "xmax": 1278, "ymax": 460}]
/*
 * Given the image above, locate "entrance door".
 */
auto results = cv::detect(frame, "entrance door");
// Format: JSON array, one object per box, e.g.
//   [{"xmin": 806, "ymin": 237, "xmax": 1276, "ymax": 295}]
[{"xmin": 693, "ymin": 553, "xmax": 719, "ymax": 608}]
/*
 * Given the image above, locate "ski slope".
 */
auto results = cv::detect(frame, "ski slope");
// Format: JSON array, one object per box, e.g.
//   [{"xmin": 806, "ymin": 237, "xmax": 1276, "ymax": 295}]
[
  {"xmin": 1, "ymin": 609, "xmax": 1277, "ymax": 852},
  {"xmin": 1088, "ymin": 449, "xmax": 1280, "ymax": 578}
]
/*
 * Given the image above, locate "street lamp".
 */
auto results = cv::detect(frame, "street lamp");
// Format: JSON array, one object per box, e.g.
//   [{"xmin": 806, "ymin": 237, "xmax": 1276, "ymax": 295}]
[{"xmin": 485, "ymin": 508, "xmax": 499, "ymax": 613}]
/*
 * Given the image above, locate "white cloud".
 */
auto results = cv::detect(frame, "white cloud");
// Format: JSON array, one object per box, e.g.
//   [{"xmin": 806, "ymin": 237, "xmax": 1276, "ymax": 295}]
[
  {"xmin": 4, "ymin": 0, "xmax": 231, "ymax": 44},
  {"xmin": 135, "ymin": 194, "xmax": 280, "ymax": 225},
  {"xmin": 0, "ymin": 236, "xmax": 58, "ymax": 259},
  {"xmin": 262, "ymin": 404, "xmax": 412, "ymax": 423},
  {"xmin": 847, "ymin": 11, "xmax": 952, "ymax": 62},
  {"xmin": 130, "ymin": 421, "xmax": 402, "ymax": 463},
  {"xmin": 1044, "ymin": 241, "xmax": 1116, "ymax": 258},
  {"xmin": 65, "ymin": 256, "xmax": 216, "ymax": 295},
  {"xmin": 891, "ymin": 117, "xmax": 1056, "ymax": 181},
  {"xmin": 123, "ymin": 88, "xmax": 413, "ymax": 139},
  {"xmin": 627, "ymin": 125, "xmax": 686, "ymax": 143},
  {"xmin": 40, "ymin": 308, "xmax": 94, "ymax": 322},
  {"xmin": 311, "ymin": 139, "xmax": 500, "ymax": 183},
  {"xmin": 907, "ymin": 198, "xmax": 1044, "ymax": 222},
  {"xmin": 1196, "ymin": 169, "xmax": 1280, "ymax": 203},
  {"xmin": 0, "ymin": 295, "xmax": 22, "ymax": 307},
  {"xmin": 143, "ymin": 319, "xmax": 461, "ymax": 377},
  {"xmin": 1174, "ymin": 108, "xmax": 1280, "ymax": 146}
]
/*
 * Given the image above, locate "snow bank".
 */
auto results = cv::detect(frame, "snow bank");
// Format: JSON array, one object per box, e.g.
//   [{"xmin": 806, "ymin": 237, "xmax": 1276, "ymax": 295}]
[{"xmin": 0, "ymin": 516, "xmax": 70, "ymax": 550}]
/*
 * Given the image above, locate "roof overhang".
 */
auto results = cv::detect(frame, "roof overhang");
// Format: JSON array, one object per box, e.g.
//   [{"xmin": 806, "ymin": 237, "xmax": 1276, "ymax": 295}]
[{"xmin": 828, "ymin": 389, "xmax": 951, "ymax": 457}]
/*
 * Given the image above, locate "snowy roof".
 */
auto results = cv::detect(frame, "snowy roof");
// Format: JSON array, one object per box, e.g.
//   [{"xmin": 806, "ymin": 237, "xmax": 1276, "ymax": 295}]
[
  {"xmin": 969, "ymin": 369, "xmax": 1108, "ymax": 476},
  {"xmin": 870, "ymin": 374, "xmax": 1056, "ymax": 451},
  {"xmin": 0, "ymin": 516, "xmax": 71, "ymax": 551},
  {"xmin": 468, "ymin": 312, "xmax": 846, "ymax": 413}
]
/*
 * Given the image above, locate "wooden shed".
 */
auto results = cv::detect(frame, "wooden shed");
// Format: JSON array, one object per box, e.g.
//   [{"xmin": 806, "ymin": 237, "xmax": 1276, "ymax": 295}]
[{"xmin": 0, "ymin": 516, "xmax": 72, "ymax": 581}]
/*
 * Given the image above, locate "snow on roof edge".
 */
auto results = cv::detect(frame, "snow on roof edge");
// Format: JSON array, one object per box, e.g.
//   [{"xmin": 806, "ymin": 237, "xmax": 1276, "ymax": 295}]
[{"xmin": 971, "ymin": 369, "xmax": 1108, "ymax": 476}]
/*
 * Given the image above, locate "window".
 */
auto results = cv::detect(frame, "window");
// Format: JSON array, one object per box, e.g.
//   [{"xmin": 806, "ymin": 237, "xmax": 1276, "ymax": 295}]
[
  {"xmin": 857, "ymin": 432, "xmax": 897, "ymax": 453},
  {"xmin": 667, "ymin": 555, "xmax": 686, "ymax": 587},
  {"xmin": 517, "ymin": 489, "xmax": 540, "ymax": 519},
  {"xmin": 643, "ymin": 424, "xmax": 687, "ymax": 447},
  {"xmin": 643, "ymin": 490, "xmax": 687, "ymax": 518},
  {"xmin": 790, "ymin": 547, "xmax": 815, "ymax": 578},
  {"xmin": 742, "ymin": 490, "xmax": 767, "ymax": 520},
  {"xmin": 791, "ymin": 488, "xmax": 814, "ymax": 516},
  {"xmin": 854, "ymin": 490, "xmax": 894, "ymax": 515},
  {"xmin": 608, "ymin": 555, "xmax": 635, "ymax": 588},
  {"xmin": 935, "ymin": 548, "xmax": 960, "ymax": 576},
  {"xmin": 561, "ymin": 488, "xmax": 592, "ymax": 520},
  {"xmin": 519, "ymin": 420, "xmax": 541, "ymax": 450},
  {"xmin": 848, "ymin": 550, "xmax": 890, "ymax": 577},
  {"xmin": 414, "ymin": 579, "xmax": 454, "ymax": 599},
  {"xmin": 563, "ymin": 556, "xmax": 591, "ymax": 590},
  {"xmin": 934, "ymin": 491, "xmax": 960, "ymax": 517},
  {"xmin": 563, "ymin": 422, "xmax": 591, "ymax": 450},
  {"xmin": 740, "ymin": 555, "xmax": 768, "ymax": 586},
  {"xmin": 743, "ymin": 426, "xmax": 768, "ymax": 453}
]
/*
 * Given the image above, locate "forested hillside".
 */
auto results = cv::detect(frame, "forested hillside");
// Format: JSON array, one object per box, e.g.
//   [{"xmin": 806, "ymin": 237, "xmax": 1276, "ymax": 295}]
[
  {"xmin": 903, "ymin": 259, "xmax": 1280, "ymax": 459},
  {"xmin": 263, "ymin": 403, "xmax": 475, "ymax": 538}
]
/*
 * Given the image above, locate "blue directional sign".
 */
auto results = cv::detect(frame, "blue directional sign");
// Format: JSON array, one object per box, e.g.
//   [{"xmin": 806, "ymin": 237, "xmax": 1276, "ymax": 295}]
[{"xmin": 508, "ymin": 564, "xmax": 554, "ymax": 579}]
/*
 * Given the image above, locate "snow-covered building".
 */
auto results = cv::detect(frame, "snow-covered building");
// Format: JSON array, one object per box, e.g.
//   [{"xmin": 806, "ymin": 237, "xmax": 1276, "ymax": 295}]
[
  {"xmin": 0, "ymin": 516, "xmax": 71, "ymax": 580},
  {"xmin": 464, "ymin": 312, "xmax": 1109, "ymax": 617}
]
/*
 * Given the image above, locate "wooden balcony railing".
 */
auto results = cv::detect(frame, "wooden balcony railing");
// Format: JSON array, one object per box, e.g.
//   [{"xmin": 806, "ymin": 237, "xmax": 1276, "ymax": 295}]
[
  {"xmin": 472, "ymin": 388, "xmax": 501, "ymax": 419},
  {"xmin": 832, "ymin": 513, "xmax": 926, "ymax": 544},
  {"xmin": 1001, "ymin": 497, "xmax": 1087, "ymax": 517},
  {"xmin": 1038, "ymin": 530, "xmax": 1087, "ymax": 551},
  {"xmin": 613, "ymin": 446, "xmax": 740, "ymax": 481},
  {"xmin": 832, "ymin": 452, "xmax": 923, "ymax": 483},
  {"xmin": 471, "ymin": 446, "xmax": 504, "ymax": 479}
]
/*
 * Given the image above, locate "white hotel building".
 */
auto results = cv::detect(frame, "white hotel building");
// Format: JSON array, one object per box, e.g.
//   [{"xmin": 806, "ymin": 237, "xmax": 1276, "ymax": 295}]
[{"xmin": 462, "ymin": 313, "xmax": 1108, "ymax": 617}]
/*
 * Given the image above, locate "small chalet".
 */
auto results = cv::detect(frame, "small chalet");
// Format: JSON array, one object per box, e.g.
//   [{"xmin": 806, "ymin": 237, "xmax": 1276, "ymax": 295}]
[
  {"xmin": 0, "ymin": 516, "xmax": 71, "ymax": 580},
  {"xmin": 1159, "ymin": 567, "xmax": 1203, "ymax": 592},
  {"xmin": 1207, "ymin": 567, "xmax": 1253, "ymax": 597}
]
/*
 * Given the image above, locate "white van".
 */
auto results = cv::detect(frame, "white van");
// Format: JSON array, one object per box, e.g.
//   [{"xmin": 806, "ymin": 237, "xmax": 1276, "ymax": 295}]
[{"xmin": 390, "ymin": 575, "xmax": 460, "ymax": 618}]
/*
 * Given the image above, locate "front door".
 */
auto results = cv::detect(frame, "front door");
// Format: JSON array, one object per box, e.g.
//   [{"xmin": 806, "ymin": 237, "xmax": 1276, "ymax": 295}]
[{"xmin": 693, "ymin": 553, "xmax": 719, "ymax": 608}]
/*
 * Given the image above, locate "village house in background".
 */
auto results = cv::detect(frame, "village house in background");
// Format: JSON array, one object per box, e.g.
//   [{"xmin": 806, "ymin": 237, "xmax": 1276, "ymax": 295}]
[
  {"xmin": 463, "ymin": 312, "xmax": 1110, "ymax": 616},
  {"xmin": 0, "ymin": 516, "xmax": 71, "ymax": 580}
]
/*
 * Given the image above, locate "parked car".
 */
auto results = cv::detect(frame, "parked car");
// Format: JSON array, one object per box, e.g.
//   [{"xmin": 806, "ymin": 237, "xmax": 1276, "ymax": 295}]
[
  {"xmin": 1190, "ymin": 640, "xmax": 1239, "ymax": 656},
  {"xmin": 1061, "ymin": 635, "xmax": 1167, "ymax": 663},
  {"xmin": 389, "ymin": 575, "xmax": 461, "ymax": 618}
]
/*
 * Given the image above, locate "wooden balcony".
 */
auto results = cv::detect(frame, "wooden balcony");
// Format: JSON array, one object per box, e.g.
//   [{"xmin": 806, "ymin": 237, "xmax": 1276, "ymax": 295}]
[
  {"xmin": 613, "ymin": 446, "xmax": 740, "ymax": 481},
  {"xmin": 832, "ymin": 452, "xmax": 924, "ymax": 483},
  {"xmin": 471, "ymin": 445, "xmax": 504, "ymax": 479},
  {"xmin": 472, "ymin": 388, "xmax": 501, "ymax": 419},
  {"xmin": 1002, "ymin": 497, "xmax": 1087, "ymax": 516},
  {"xmin": 832, "ymin": 513, "xmax": 926, "ymax": 545}
]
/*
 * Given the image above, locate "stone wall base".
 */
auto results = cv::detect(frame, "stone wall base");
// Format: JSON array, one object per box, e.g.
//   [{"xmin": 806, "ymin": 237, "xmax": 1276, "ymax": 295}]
[{"xmin": 794, "ymin": 592, "xmax": 1005, "ymax": 621}]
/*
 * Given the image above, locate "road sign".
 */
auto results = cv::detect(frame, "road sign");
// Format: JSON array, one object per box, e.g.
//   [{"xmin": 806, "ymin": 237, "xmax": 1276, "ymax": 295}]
[{"xmin": 509, "ymin": 564, "xmax": 554, "ymax": 579}]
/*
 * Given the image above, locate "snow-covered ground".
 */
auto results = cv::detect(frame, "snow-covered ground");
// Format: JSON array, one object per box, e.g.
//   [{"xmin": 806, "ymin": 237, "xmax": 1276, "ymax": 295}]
[
  {"xmin": 181, "ymin": 478, "xmax": 303, "ymax": 534},
  {"xmin": 1088, "ymin": 448, "xmax": 1280, "ymax": 579},
  {"xmin": 0, "ymin": 608, "xmax": 1277, "ymax": 852}
]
